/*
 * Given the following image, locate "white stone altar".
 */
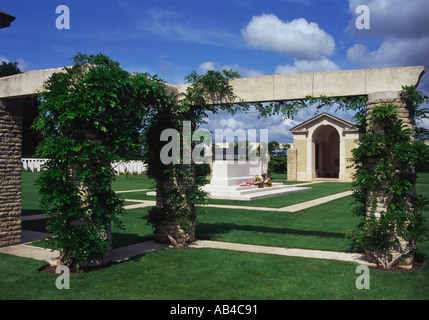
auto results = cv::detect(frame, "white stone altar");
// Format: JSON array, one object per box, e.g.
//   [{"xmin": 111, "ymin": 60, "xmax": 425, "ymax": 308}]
[
  {"xmin": 208, "ymin": 160, "xmax": 262, "ymax": 187},
  {"xmin": 202, "ymin": 161, "xmax": 311, "ymax": 201}
]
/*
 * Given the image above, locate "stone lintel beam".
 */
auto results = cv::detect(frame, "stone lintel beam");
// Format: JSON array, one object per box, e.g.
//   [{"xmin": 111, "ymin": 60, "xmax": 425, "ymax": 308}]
[
  {"xmin": 0, "ymin": 65, "xmax": 425, "ymax": 103},
  {"xmin": 174, "ymin": 66, "xmax": 425, "ymax": 104},
  {"xmin": 0, "ymin": 66, "xmax": 179, "ymax": 99},
  {"xmin": 0, "ymin": 67, "xmax": 66, "ymax": 99}
]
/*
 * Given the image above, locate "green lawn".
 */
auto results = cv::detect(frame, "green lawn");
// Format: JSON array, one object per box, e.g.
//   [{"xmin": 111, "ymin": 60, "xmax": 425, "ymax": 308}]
[
  {"xmin": 197, "ymin": 196, "xmax": 359, "ymax": 252},
  {"xmin": 21, "ymin": 171, "xmax": 44, "ymax": 216},
  {"xmin": 206, "ymin": 182, "xmax": 351, "ymax": 208},
  {"xmin": 3, "ymin": 171, "xmax": 429, "ymax": 300},
  {"xmin": 112, "ymin": 173, "xmax": 155, "ymax": 191},
  {"xmin": 119, "ymin": 178, "xmax": 352, "ymax": 208}
]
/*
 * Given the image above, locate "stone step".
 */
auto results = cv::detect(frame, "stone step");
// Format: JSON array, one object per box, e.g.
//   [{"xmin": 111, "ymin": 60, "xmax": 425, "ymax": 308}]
[
  {"xmin": 203, "ymin": 184, "xmax": 312, "ymax": 201},
  {"xmin": 233, "ymin": 183, "xmax": 292, "ymax": 195},
  {"xmin": 148, "ymin": 183, "xmax": 312, "ymax": 201}
]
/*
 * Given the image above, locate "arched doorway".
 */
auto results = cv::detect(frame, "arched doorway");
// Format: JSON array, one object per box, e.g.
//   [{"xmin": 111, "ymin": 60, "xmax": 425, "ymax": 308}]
[{"xmin": 312, "ymin": 125, "xmax": 340, "ymax": 179}]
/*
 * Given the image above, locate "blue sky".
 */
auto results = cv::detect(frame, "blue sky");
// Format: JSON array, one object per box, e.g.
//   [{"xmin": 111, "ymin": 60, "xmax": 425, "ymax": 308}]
[{"xmin": 1, "ymin": 0, "xmax": 429, "ymax": 143}]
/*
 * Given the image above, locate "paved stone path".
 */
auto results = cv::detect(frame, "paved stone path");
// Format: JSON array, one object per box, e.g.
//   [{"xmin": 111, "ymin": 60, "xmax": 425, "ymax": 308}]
[
  {"xmin": 0, "ymin": 230, "xmax": 372, "ymax": 266},
  {"xmin": 115, "ymin": 189, "xmax": 148, "ymax": 194},
  {"xmin": 118, "ymin": 190, "xmax": 353, "ymax": 213},
  {"xmin": 0, "ymin": 230, "xmax": 59, "ymax": 265},
  {"xmin": 189, "ymin": 240, "xmax": 372, "ymax": 265},
  {"xmin": 6, "ymin": 187, "xmax": 361, "ymax": 267}
]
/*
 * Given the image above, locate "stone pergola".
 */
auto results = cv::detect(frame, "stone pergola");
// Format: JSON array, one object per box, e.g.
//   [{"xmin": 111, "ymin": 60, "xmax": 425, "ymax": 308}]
[{"xmin": 0, "ymin": 65, "xmax": 425, "ymax": 247}]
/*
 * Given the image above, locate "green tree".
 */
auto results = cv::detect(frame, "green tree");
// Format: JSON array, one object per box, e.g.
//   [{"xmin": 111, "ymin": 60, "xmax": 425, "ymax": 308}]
[
  {"xmin": 268, "ymin": 141, "xmax": 280, "ymax": 153},
  {"xmin": 268, "ymin": 155, "xmax": 288, "ymax": 174},
  {"xmin": 0, "ymin": 60, "xmax": 20, "ymax": 77},
  {"xmin": 34, "ymin": 53, "xmax": 168, "ymax": 267}
]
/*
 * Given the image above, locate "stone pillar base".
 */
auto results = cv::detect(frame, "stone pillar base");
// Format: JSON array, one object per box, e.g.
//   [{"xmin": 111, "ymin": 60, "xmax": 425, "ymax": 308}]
[{"xmin": 155, "ymin": 220, "xmax": 195, "ymax": 246}]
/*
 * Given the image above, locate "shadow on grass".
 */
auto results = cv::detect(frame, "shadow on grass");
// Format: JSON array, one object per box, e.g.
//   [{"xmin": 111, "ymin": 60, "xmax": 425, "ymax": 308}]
[
  {"xmin": 196, "ymin": 222, "xmax": 347, "ymax": 240},
  {"xmin": 21, "ymin": 209, "xmax": 44, "ymax": 216},
  {"xmin": 22, "ymin": 216, "xmax": 154, "ymax": 249},
  {"xmin": 22, "ymin": 218, "xmax": 48, "ymax": 233},
  {"xmin": 111, "ymin": 233, "xmax": 154, "ymax": 249}
]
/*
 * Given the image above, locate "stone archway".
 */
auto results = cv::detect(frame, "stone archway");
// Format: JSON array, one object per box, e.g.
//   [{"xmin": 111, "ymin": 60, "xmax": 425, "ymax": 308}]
[
  {"xmin": 312, "ymin": 124, "xmax": 340, "ymax": 179},
  {"xmin": 287, "ymin": 112, "xmax": 359, "ymax": 182}
]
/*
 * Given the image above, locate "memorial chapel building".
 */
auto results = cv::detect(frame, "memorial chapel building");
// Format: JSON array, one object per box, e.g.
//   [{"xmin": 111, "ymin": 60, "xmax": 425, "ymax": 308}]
[{"xmin": 287, "ymin": 112, "xmax": 359, "ymax": 182}]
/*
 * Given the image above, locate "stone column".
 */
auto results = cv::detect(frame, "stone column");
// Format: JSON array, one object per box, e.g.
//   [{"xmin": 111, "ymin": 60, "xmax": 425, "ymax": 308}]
[
  {"xmin": 154, "ymin": 165, "xmax": 196, "ymax": 246},
  {"xmin": 286, "ymin": 148, "xmax": 297, "ymax": 181},
  {"xmin": 306, "ymin": 137, "xmax": 313, "ymax": 181},
  {"xmin": 365, "ymin": 91, "xmax": 416, "ymax": 266},
  {"xmin": 367, "ymin": 91, "xmax": 415, "ymax": 134},
  {"xmin": 339, "ymin": 136, "xmax": 346, "ymax": 181},
  {"xmin": 0, "ymin": 99, "xmax": 22, "ymax": 247},
  {"xmin": 69, "ymin": 131, "xmax": 112, "ymax": 266}
]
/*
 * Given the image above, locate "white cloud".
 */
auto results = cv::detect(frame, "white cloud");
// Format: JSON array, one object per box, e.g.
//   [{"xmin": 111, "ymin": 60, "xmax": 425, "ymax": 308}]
[
  {"xmin": 199, "ymin": 61, "xmax": 264, "ymax": 78},
  {"xmin": 199, "ymin": 62, "xmax": 215, "ymax": 73},
  {"xmin": 219, "ymin": 118, "xmax": 245, "ymax": 130},
  {"xmin": 241, "ymin": 14, "xmax": 336, "ymax": 61},
  {"xmin": 347, "ymin": 31, "xmax": 429, "ymax": 70},
  {"xmin": 16, "ymin": 58, "xmax": 29, "ymax": 72},
  {"xmin": 348, "ymin": 0, "xmax": 429, "ymax": 39},
  {"xmin": 347, "ymin": 0, "xmax": 429, "ymax": 93},
  {"xmin": 140, "ymin": 8, "xmax": 241, "ymax": 47},
  {"xmin": 282, "ymin": 118, "xmax": 300, "ymax": 127},
  {"xmin": 199, "ymin": 105, "xmax": 353, "ymax": 144},
  {"xmin": 0, "ymin": 56, "xmax": 29, "ymax": 72},
  {"xmin": 275, "ymin": 57, "xmax": 340, "ymax": 74},
  {"xmin": 417, "ymin": 118, "xmax": 429, "ymax": 131},
  {"xmin": 347, "ymin": 0, "xmax": 429, "ymax": 64}
]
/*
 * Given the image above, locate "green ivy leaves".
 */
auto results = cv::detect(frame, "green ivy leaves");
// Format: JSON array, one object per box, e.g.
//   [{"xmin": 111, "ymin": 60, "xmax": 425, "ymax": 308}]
[
  {"xmin": 348, "ymin": 87, "xmax": 429, "ymax": 268},
  {"xmin": 34, "ymin": 53, "xmax": 165, "ymax": 267}
]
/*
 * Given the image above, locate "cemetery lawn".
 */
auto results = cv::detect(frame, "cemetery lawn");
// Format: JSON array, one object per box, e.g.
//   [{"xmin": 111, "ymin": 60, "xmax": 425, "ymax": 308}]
[{"xmin": 2, "ymin": 172, "xmax": 428, "ymax": 300}]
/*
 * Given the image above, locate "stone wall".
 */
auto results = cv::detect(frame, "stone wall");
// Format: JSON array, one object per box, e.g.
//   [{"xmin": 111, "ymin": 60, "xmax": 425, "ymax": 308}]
[{"xmin": 0, "ymin": 99, "xmax": 22, "ymax": 247}]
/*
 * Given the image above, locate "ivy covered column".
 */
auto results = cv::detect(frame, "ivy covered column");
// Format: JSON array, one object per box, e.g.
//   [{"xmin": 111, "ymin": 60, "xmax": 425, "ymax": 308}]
[
  {"xmin": 144, "ymin": 107, "xmax": 198, "ymax": 246},
  {"xmin": 34, "ymin": 54, "xmax": 152, "ymax": 268},
  {"xmin": 364, "ymin": 91, "xmax": 416, "ymax": 267},
  {"xmin": 367, "ymin": 91, "xmax": 416, "ymax": 133}
]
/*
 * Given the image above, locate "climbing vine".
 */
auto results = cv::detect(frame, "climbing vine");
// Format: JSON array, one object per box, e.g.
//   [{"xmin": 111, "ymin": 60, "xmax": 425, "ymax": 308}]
[
  {"xmin": 35, "ymin": 51, "xmax": 429, "ymax": 268},
  {"xmin": 143, "ymin": 69, "xmax": 248, "ymax": 245},
  {"xmin": 348, "ymin": 86, "xmax": 429, "ymax": 269},
  {"xmin": 256, "ymin": 87, "xmax": 429, "ymax": 269},
  {"xmin": 35, "ymin": 53, "xmax": 169, "ymax": 267}
]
